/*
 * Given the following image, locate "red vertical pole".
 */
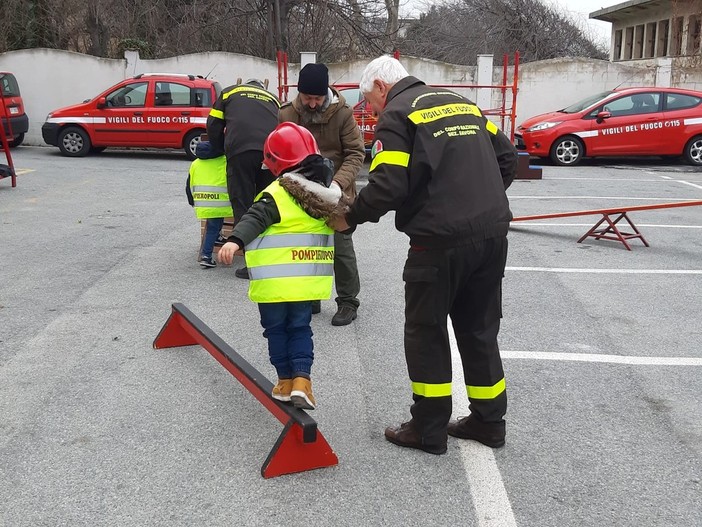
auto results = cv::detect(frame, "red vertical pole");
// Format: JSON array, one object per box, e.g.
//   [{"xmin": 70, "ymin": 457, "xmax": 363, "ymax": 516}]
[
  {"xmin": 276, "ymin": 50, "xmax": 282, "ymax": 100},
  {"xmin": 283, "ymin": 52, "xmax": 289, "ymax": 102},
  {"xmin": 510, "ymin": 51, "xmax": 520, "ymax": 143},
  {"xmin": 501, "ymin": 54, "xmax": 508, "ymax": 131}
]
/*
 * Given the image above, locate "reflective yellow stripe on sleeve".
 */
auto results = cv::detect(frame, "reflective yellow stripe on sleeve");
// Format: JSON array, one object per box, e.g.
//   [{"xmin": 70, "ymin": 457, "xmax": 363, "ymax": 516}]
[
  {"xmin": 222, "ymin": 85, "xmax": 281, "ymax": 107},
  {"xmin": 369, "ymin": 150, "xmax": 410, "ymax": 172},
  {"xmin": 209, "ymin": 108, "xmax": 224, "ymax": 120},
  {"xmin": 408, "ymin": 103, "xmax": 483, "ymax": 124},
  {"xmin": 412, "ymin": 381, "xmax": 452, "ymax": 398},
  {"xmin": 485, "ymin": 120, "xmax": 498, "ymax": 135},
  {"xmin": 466, "ymin": 378, "xmax": 506, "ymax": 400}
]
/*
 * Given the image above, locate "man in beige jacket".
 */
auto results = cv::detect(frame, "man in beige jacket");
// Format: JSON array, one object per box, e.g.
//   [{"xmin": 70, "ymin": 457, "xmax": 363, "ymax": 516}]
[{"xmin": 279, "ymin": 63, "xmax": 365, "ymax": 326}]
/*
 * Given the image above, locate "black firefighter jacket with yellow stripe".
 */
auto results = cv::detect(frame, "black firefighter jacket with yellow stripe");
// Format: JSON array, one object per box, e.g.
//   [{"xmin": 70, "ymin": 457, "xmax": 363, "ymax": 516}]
[
  {"xmin": 206, "ymin": 84, "xmax": 280, "ymax": 158},
  {"xmin": 347, "ymin": 76, "xmax": 517, "ymax": 248}
]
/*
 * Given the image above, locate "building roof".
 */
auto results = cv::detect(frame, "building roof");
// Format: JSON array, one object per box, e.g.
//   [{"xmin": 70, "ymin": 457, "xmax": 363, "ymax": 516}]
[{"xmin": 590, "ymin": 0, "xmax": 670, "ymax": 23}]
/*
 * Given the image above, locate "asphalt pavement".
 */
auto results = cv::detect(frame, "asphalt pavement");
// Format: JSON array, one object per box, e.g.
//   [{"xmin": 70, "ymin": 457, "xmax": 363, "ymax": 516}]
[{"xmin": 1, "ymin": 146, "xmax": 701, "ymax": 526}]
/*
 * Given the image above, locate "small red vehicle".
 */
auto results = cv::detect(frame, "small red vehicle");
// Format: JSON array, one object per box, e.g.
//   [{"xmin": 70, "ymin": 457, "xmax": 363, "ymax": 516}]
[
  {"xmin": 337, "ymin": 87, "xmax": 378, "ymax": 149},
  {"xmin": 516, "ymin": 86, "xmax": 702, "ymax": 166},
  {"xmin": 42, "ymin": 73, "xmax": 221, "ymax": 159},
  {"xmin": 0, "ymin": 71, "xmax": 29, "ymax": 147}
]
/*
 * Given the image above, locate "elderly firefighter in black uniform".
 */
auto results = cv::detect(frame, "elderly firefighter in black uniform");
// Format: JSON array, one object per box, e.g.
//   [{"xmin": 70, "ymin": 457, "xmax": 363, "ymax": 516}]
[
  {"xmin": 331, "ymin": 56, "xmax": 517, "ymax": 454},
  {"xmin": 207, "ymin": 79, "xmax": 280, "ymax": 278}
]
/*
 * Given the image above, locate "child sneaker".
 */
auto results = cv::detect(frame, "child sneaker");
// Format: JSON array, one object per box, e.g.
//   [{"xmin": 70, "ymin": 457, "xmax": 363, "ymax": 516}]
[
  {"xmin": 200, "ymin": 256, "xmax": 217, "ymax": 268},
  {"xmin": 272, "ymin": 378, "xmax": 293, "ymax": 402},
  {"xmin": 290, "ymin": 377, "xmax": 316, "ymax": 410}
]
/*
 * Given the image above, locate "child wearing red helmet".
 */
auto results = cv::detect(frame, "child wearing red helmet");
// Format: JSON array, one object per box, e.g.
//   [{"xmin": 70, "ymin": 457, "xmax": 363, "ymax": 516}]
[{"xmin": 219, "ymin": 122, "xmax": 342, "ymax": 409}]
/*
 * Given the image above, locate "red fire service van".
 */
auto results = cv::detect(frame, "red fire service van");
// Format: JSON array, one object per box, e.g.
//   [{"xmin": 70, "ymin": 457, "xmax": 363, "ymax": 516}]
[
  {"xmin": 42, "ymin": 73, "xmax": 221, "ymax": 159},
  {"xmin": 0, "ymin": 71, "xmax": 29, "ymax": 147},
  {"xmin": 516, "ymin": 86, "xmax": 702, "ymax": 166}
]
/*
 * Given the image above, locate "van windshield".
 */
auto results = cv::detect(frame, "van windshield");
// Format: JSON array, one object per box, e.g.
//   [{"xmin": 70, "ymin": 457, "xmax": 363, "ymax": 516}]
[
  {"xmin": 0, "ymin": 73, "xmax": 21, "ymax": 97},
  {"xmin": 560, "ymin": 91, "xmax": 614, "ymax": 113}
]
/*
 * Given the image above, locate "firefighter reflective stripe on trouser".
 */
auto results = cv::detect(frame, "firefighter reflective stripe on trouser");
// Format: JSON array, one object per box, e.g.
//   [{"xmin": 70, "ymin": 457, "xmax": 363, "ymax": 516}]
[
  {"xmin": 370, "ymin": 150, "xmax": 410, "ymax": 171},
  {"xmin": 209, "ymin": 108, "xmax": 224, "ymax": 120},
  {"xmin": 407, "ymin": 102, "xmax": 483, "ymax": 125},
  {"xmin": 466, "ymin": 378, "xmax": 506, "ymax": 399},
  {"xmin": 411, "ymin": 381, "xmax": 452, "ymax": 398},
  {"xmin": 485, "ymin": 120, "xmax": 499, "ymax": 135}
]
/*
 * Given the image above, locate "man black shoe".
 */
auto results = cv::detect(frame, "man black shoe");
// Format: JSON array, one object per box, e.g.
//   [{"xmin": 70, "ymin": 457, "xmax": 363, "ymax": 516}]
[
  {"xmin": 311, "ymin": 300, "xmax": 321, "ymax": 314},
  {"xmin": 235, "ymin": 266, "xmax": 250, "ymax": 279},
  {"xmin": 331, "ymin": 305, "xmax": 357, "ymax": 326},
  {"xmin": 447, "ymin": 414, "xmax": 506, "ymax": 448},
  {"xmin": 384, "ymin": 421, "xmax": 447, "ymax": 455}
]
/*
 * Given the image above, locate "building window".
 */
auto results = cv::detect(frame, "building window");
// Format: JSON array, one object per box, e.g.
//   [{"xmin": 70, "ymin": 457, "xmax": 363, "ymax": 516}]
[
  {"xmin": 614, "ymin": 29, "xmax": 623, "ymax": 60},
  {"xmin": 687, "ymin": 15, "xmax": 701, "ymax": 55},
  {"xmin": 657, "ymin": 19, "xmax": 669, "ymax": 57},
  {"xmin": 625, "ymin": 26, "xmax": 634, "ymax": 59},
  {"xmin": 634, "ymin": 24, "xmax": 645, "ymax": 58},
  {"xmin": 645, "ymin": 22, "xmax": 657, "ymax": 58},
  {"xmin": 671, "ymin": 16, "xmax": 684, "ymax": 55}
]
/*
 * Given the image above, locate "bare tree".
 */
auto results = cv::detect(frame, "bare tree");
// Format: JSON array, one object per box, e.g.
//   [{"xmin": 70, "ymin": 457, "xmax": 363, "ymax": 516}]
[{"xmin": 400, "ymin": 0, "xmax": 608, "ymax": 64}]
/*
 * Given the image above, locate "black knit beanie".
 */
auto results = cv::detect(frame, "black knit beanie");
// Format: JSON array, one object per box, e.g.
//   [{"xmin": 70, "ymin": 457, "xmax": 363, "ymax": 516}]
[{"xmin": 298, "ymin": 63, "xmax": 329, "ymax": 96}]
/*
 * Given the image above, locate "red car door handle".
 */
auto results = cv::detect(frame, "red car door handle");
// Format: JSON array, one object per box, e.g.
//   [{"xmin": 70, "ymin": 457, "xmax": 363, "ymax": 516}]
[
  {"xmin": 133, "ymin": 111, "xmax": 143, "ymax": 116},
  {"xmin": 181, "ymin": 111, "xmax": 191, "ymax": 116}
]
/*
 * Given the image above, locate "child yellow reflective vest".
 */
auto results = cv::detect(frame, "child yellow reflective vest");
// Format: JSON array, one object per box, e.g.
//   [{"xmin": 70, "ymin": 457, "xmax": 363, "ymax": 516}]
[
  {"xmin": 245, "ymin": 180, "xmax": 334, "ymax": 303},
  {"xmin": 188, "ymin": 155, "xmax": 233, "ymax": 219}
]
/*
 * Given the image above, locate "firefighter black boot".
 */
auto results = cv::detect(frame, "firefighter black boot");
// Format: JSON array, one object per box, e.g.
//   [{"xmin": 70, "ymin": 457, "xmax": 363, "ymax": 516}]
[{"xmin": 447, "ymin": 414, "xmax": 505, "ymax": 448}]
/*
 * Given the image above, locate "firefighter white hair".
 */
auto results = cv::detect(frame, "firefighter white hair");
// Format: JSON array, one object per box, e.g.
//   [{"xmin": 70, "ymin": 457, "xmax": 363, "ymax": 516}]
[{"xmin": 359, "ymin": 56, "xmax": 409, "ymax": 94}]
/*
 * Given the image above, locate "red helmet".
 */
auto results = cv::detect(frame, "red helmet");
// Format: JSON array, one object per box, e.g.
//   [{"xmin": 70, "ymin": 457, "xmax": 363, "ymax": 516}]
[{"xmin": 263, "ymin": 122, "xmax": 320, "ymax": 177}]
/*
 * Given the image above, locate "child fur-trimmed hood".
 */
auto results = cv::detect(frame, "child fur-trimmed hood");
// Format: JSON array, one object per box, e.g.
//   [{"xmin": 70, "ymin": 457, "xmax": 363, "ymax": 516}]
[{"xmin": 277, "ymin": 172, "xmax": 348, "ymax": 221}]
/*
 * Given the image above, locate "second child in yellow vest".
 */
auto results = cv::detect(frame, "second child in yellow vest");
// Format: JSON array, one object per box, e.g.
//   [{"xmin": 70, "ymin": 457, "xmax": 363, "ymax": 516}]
[
  {"xmin": 186, "ymin": 140, "xmax": 233, "ymax": 268},
  {"xmin": 218, "ymin": 123, "xmax": 342, "ymax": 410}
]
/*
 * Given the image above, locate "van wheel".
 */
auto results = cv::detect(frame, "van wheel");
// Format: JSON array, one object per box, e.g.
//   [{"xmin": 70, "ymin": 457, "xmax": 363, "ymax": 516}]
[
  {"xmin": 550, "ymin": 136, "xmax": 584, "ymax": 166},
  {"xmin": 183, "ymin": 130, "xmax": 202, "ymax": 160},
  {"xmin": 684, "ymin": 135, "xmax": 702, "ymax": 166},
  {"xmin": 9, "ymin": 133, "xmax": 24, "ymax": 147},
  {"xmin": 58, "ymin": 126, "xmax": 91, "ymax": 157}
]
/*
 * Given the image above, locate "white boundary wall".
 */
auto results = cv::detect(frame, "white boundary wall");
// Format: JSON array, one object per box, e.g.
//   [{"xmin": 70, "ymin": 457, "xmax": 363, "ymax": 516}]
[{"xmin": 1, "ymin": 48, "xmax": 700, "ymax": 146}]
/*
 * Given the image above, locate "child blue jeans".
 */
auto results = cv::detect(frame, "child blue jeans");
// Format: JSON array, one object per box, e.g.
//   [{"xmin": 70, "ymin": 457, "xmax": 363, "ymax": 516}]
[
  {"xmin": 258, "ymin": 301, "xmax": 314, "ymax": 379},
  {"xmin": 201, "ymin": 217, "xmax": 224, "ymax": 259}
]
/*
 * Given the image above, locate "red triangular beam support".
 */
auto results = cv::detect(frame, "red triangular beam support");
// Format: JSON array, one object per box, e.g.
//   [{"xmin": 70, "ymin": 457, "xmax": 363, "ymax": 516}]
[
  {"xmin": 154, "ymin": 303, "xmax": 338, "ymax": 478},
  {"xmin": 577, "ymin": 212, "xmax": 649, "ymax": 251}
]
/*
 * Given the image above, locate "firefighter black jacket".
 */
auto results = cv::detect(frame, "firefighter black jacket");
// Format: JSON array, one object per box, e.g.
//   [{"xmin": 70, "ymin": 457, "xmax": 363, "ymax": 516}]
[
  {"xmin": 346, "ymin": 76, "xmax": 517, "ymax": 248},
  {"xmin": 206, "ymin": 84, "xmax": 280, "ymax": 158}
]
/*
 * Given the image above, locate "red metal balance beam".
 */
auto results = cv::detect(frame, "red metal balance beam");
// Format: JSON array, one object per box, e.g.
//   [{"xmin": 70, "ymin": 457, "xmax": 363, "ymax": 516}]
[
  {"xmin": 153, "ymin": 303, "xmax": 338, "ymax": 478},
  {"xmin": 512, "ymin": 200, "xmax": 702, "ymax": 222}
]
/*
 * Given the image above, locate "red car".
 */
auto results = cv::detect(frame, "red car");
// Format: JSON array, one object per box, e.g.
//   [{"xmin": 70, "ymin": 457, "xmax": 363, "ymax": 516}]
[
  {"xmin": 0, "ymin": 71, "xmax": 29, "ymax": 147},
  {"xmin": 516, "ymin": 87, "xmax": 702, "ymax": 166},
  {"xmin": 337, "ymin": 87, "xmax": 377, "ymax": 148},
  {"xmin": 42, "ymin": 73, "xmax": 221, "ymax": 159}
]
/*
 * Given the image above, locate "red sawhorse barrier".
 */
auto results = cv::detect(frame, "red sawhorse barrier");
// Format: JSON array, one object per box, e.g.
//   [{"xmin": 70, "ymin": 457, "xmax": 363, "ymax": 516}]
[
  {"xmin": 512, "ymin": 200, "xmax": 702, "ymax": 251},
  {"xmin": 153, "ymin": 303, "xmax": 338, "ymax": 478}
]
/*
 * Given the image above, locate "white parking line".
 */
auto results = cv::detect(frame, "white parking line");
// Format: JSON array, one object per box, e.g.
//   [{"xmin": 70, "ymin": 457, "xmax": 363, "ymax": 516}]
[
  {"xmin": 512, "ymin": 223, "xmax": 702, "ymax": 229},
  {"xmin": 506, "ymin": 267, "xmax": 702, "ymax": 274},
  {"xmin": 450, "ymin": 328, "xmax": 517, "ymax": 527},
  {"xmin": 509, "ymin": 196, "xmax": 700, "ymax": 201},
  {"xmin": 502, "ymin": 350, "xmax": 702, "ymax": 366},
  {"xmin": 676, "ymin": 180, "xmax": 702, "ymax": 191}
]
